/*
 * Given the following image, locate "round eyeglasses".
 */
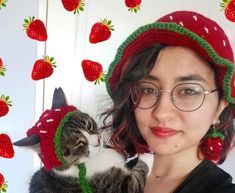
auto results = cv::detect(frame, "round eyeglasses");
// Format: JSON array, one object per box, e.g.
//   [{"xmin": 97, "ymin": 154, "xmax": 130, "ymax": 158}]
[{"xmin": 131, "ymin": 82, "xmax": 218, "ymax": 112}]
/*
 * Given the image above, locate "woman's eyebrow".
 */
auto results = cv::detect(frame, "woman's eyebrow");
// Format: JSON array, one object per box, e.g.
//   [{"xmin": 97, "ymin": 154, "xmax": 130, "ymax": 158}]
[
  {"xmin": 144, "ymin": 74, "xmax": 159, "ymax": 81},
  {"xmin": 176, "ymin": 74, "xmax": 208, "ymax": 83},
  {"xmin": 144, "ymin": 74, "xmax": 208, "ymax": 84}
]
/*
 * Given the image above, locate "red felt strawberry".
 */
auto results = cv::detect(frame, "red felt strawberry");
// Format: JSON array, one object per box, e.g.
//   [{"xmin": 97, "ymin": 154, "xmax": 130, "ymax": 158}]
[
  {"xmin": 0, "ymin": 58, "xmax": 6, "ymax": 77},
  {"xmin": 81, "ymin": 60, "xmax": 105, "ymax": 84},
  {"xmin": 61, "ymin": 0, "xmax": 85, "ymax": 14},
  {"xmin": 23, "ymin": 16, "xmax": 48, "ymax": 41},
  {"xmin": 0, "ymin": 173, "xmax": 8, "ymax": 192},
  {"xmin": 31, "ymin": 56, "xmax": 56, "ymax": 80},
  {"xmin": 201, "ymin": 129, "xmax": 224, "ymax": 162},
  {"xmin": 0, "ymin": 133, "xmax": 14, "ymax": 159},
  {"xmin": 220, "ymin": 0, "xmax": 235, "ymax": 22},
  {"xmin": 125, "ymin": 0, "xmax": 142, "ymax": 13},
  {"xmin": 0, "ymin": 95, "xmax": 12, "ymax": 117},
  {"xmin": 89, "ymin": 19, "xmax": 114, "ymax": 44},
  {"xmin": 0, "ymin": 0, "xmax": 7, "ymax": 10}
]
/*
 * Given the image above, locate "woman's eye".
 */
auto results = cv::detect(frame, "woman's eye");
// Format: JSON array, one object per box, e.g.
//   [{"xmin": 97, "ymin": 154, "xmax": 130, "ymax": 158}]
[
  {"xmin": 179, "ymin": 88, "xmax": 199, "ymax": 95},
  {"xmin": 140, "ymin": 88, "xmax": 155, "ymax": 94}
]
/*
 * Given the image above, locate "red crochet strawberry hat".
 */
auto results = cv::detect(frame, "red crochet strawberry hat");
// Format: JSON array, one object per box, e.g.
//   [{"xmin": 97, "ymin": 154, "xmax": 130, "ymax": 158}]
[
  {"xmin": 27, "ymin": 105, "xmax": 77, "ymax": 170},
  {"xmin": 106, "ymin": 11, "xmax": 235, "ymax": 104}
]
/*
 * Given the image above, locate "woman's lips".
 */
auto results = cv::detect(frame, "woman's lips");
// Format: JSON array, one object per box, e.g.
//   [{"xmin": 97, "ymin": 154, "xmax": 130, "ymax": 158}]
[{"xmin": 150, "ymin": 127, "xmax": 180, "ymax": 138}]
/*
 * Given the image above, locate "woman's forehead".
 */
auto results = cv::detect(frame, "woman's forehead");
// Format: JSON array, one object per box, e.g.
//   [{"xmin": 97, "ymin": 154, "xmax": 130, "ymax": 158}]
[{"xmin": 149, "ymin": 46, "xmax": 216, "ymax": 84}]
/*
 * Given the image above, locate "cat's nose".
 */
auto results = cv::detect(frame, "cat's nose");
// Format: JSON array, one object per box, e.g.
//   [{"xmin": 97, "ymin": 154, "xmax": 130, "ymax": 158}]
[
  {"xmin": 94, "ymin": 134, "xmax": 101, "ymax": 147},
  {"xmin": 97, "ymin": 134, "xmax": 101, "ymax": 146},
  {"xmin": 89, "ymin": 134, "xmax": 101, "ymax": 147}
]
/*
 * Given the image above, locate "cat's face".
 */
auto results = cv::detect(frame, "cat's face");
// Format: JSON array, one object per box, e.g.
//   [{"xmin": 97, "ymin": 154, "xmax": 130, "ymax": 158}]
[{"xmin": 60, "ymin": 110, "xmax": 101, "ymax": 167}]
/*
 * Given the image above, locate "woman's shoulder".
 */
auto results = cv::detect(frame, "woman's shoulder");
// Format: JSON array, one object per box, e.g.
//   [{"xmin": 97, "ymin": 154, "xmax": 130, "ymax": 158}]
[
  {"xmin": 203, "ymin": 160, "xmax": 235, "ymax": 193},
  {"xmin": 174, "ymin": 159, "xmax": 235, "ymax": 193}
]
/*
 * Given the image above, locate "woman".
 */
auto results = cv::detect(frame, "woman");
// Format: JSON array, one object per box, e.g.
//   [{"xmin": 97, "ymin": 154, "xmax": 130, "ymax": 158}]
[{"xmin": 102, "ymin": 11, "xmax": 235, "ymax": 193}]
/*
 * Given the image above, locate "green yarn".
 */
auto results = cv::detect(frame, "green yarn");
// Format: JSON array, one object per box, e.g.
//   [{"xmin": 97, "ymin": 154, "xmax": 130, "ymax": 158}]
[
  {"xmin": 209, "ymin": 127, "xmax": 225, "ymax": 140},
  {"xmin": 105, "ymin": 22, "xmax": 235, "ymax": 103},
  {"xmin": 53, "ymin": 110, "xmax": 93, "ymax": 193},
  {"xmin": 54, "ymin": 111, "xmax": 77, "ymax": 164},
  {"xmin": 78, "ymin": 163, "xmax": 93, "ymax": 193}
]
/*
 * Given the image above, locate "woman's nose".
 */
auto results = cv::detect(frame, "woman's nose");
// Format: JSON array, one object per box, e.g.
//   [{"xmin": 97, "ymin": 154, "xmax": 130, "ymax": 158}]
[{"xmin": 151, "ymin": 91, "xmax": 176, "ymax": 121}]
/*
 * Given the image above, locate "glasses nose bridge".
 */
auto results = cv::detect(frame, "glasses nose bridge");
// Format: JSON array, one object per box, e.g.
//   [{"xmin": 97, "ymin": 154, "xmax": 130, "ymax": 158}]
[
  {"xmin": 158, "ymin": 89, "xmax": 173, "ymax": 97},
  {"xmin": 158, "ymin": 89, "xmax": 175, "ymax": 102},
  {"xmin": 159, "ymin": 89, "xmax": 172, "ymax": 93}
]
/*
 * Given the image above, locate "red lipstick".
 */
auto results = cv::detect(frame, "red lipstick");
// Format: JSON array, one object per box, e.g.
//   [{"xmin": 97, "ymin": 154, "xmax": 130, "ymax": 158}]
[{"xmin": 150, "ymin": 127, "xmax": 180, "ymax": 138}]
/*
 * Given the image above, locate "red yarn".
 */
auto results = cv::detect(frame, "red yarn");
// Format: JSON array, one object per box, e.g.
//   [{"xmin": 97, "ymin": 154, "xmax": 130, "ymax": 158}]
[{"xmin": 27, "ymin": 105, "xmax": 77, "ymax": 170}]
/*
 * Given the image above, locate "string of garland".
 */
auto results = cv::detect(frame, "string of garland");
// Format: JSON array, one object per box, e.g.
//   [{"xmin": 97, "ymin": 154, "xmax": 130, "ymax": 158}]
[{"xmin": 78, "ymin": 163, "xmax": 93, "ymax": 193}]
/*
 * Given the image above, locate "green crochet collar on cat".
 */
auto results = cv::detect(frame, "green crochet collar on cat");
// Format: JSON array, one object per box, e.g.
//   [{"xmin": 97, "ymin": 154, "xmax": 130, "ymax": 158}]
[{"xmin": 78, "ymin": 163, "xmax": 93, "ymax": 193}]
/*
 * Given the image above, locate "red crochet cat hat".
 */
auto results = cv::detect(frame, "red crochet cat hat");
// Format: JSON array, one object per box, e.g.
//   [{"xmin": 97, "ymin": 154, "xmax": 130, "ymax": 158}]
[
  {"xmin": 27, "ymin": 105, "xmax": 77, "ymax": 170},
  {"xmin": 105, "ymin": 11, "xmax": 235, "ymax": 104}
]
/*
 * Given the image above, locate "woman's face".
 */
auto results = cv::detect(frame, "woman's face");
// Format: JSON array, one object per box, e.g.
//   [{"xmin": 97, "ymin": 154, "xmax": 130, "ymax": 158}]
[{"xmin": 134, "ymin": 46, "xmax": 226, "ymax": 156}]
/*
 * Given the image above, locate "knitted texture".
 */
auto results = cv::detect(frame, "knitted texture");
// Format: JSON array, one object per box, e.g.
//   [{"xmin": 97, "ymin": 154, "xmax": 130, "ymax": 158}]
[
  {"xmin": 78, "ymin": 163, "xmax": 93, "ymax": 193},
  {"xmin": 27, "ymin": 105, "xmax": 77, "ymax": 170},
  {"xmin": 105, "ymin": 11, "xmax": 235, "ymax": 104}
]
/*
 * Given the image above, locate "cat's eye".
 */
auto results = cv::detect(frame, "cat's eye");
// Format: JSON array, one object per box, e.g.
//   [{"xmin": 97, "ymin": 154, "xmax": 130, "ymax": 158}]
[
  {"xmin": 74, "ymin": 140, "xmax": 86, "ymax": 147},
  {"xmin": 86, "ymin": 120, "xmax": 92, "ymax": 130},
  {"xmin": 63, "ymin": 149, "xmax": 70, "ymax": 156}
]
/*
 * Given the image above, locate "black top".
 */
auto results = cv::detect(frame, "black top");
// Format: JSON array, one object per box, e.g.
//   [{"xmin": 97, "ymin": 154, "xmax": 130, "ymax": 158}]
[{"xmin": 173, "ymin": 159, "xmax": 235, "ymax": 193}]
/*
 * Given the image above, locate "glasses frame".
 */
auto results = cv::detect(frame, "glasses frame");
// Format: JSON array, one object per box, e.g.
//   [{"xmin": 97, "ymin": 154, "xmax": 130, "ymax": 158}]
[{"xmin": 131, "ymin": 81, "xmax": 218, "ymax": 112}]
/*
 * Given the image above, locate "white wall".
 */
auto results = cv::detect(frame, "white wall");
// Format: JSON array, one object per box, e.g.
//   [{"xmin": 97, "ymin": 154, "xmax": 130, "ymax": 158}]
[
  {"xmin": 0, "ymin": 1, "xmax": 235, "ymax": 193},
  {"xmin": 0, "ymin": 1, "xmax": 39, "ymax": 192}
]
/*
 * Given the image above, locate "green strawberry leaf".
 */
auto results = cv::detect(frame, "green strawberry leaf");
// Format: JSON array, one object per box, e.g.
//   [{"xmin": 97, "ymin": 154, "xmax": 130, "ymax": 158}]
[{"xmin": 50, "ymin": 57, "xmax": 54, "ymax": 62}]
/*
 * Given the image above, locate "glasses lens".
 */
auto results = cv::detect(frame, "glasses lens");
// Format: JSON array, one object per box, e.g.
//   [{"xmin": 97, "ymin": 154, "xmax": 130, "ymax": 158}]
[
  {"xmin": 172, "ymin": 83, "xmax": 205, "ymax": 111},
  {"xmin": 131, "ymin": 82, "xmax": 159, "ymax": 109}
]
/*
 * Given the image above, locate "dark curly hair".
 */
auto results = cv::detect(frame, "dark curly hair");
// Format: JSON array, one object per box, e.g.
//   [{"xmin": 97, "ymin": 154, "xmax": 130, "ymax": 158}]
[{"xmin": 101, "ymin": 44, "xmax": 235, "ymax": 163}]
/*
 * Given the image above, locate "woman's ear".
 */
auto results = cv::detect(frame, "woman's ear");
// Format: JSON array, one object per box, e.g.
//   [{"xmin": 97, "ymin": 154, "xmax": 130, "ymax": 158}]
[{"xmin": 213, "ymin": 99, "xmax": 228, "ymax": 124}]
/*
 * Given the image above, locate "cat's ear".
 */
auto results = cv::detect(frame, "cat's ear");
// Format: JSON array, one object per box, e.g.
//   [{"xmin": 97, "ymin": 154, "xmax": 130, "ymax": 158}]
[
  {"xmin": 51, "ymin": 87, "xmax": 68, "ymax": 109},
  {"xmin": 13, "ymin": 134, "xmax": 41, "ymax": 153}
]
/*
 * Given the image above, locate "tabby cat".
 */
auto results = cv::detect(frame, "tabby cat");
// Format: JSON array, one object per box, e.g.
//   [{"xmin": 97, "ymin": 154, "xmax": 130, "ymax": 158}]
[{"xmin": 13, "ymin": 87, "xmax": 148, "ymax": 193}]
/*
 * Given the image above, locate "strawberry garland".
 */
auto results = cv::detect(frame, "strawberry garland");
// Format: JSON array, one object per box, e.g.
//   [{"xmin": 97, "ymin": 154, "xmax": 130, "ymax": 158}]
[
  {"xmin": 0, "ymin": 173, "xmax": 7, "ymax": 193},
  {"xmin": 22, "ymin": 16, "xmax": 57, "ymax": 80},
  {"xmin": 31, "ymin": 55, "xmax": 56, "ymax": 81},
  {"xmin": 0, "ymin": 79, "xmax": 13, "ymax": 193},
  {"xmin": 0, "ymin": 108, "xmax": 14, "ymax": 193},
  {"xmin": 0, "ymin": 133, "xmax": 14, "ymax": 159},
  {"xmin": 81, "ymin": 60, "xmax": 105, "ymax": 85},
  {"xmin": 220, "ymin": 0, "xmax": 235, "ymax": 22},
  {"xmin": 84, "ymin": 19, "xmax": 114, "ymax": 85},
  {"xmin": 0, "ymin": 8, "xmax": 15, "ymax": 190},
  {"xmin": 0, "ymin": 95, "xmax": 12, "ymax": 117},
  {"xmin": 0, "ymin": 58, "xmax": 6, "ymax": 77},
  {"xmin": 0, "ymin": 0, "xmax": 7, "ymax": 10},
  {"xmin": 23, "ymin": 16, "xmax": 48, "ymax": 41},
  {"xmin": 89, "ymin": 19, "xmax": 114, "ymax": 44},
  {"xmin": 61, "ymin": 0, "xmax": 85, "ymax": 14},
  {"xmin": 125, "ymin": 0, "xmax": 142, "ymax": 13}
]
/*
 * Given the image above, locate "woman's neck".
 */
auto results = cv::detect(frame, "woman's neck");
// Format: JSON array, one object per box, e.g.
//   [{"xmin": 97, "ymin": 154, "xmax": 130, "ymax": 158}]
[{"xmin": 151, "ymin": 146, "xmax": 203, "ymax": 179}]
